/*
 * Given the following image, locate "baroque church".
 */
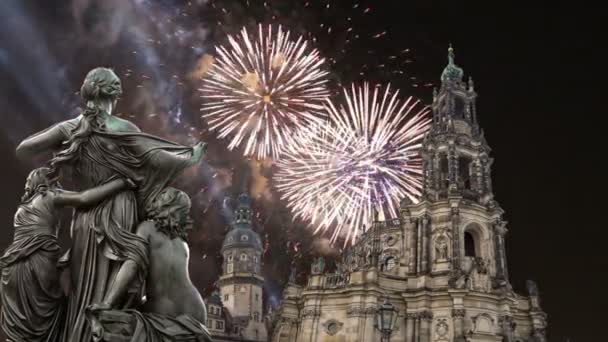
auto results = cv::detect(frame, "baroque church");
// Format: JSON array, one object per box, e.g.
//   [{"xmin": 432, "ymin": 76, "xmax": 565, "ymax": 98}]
[
  {"xmin": 205, "ymin": 193, "xmax": 268, "ymax": 342},
  {"xmin": 268, "ymin": 47, "xmax": 548, "ymax": 342}
]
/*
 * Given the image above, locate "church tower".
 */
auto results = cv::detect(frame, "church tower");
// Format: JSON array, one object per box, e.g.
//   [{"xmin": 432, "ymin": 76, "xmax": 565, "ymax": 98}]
[
  {"xmin": 218, "ymin": 193, "xmax": 267, "ymax": 341},
  {"xmin": 412, "ymin": 45, "xmax": 508, "ymax": 284}
]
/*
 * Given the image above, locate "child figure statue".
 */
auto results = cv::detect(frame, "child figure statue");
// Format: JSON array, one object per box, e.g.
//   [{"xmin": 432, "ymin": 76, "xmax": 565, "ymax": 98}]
[
  {"xmin": 87, "ymin": 187, "xmax": 211, "ymax": 342},
  {"xmin": 0, "ymin": 167, "xmax": 135, "ymax": 342}
]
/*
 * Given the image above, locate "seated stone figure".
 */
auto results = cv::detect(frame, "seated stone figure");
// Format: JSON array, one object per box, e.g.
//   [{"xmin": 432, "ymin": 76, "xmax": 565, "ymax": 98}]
[
  {"xmin": 0, "ymin": 167, "xmax": 134, "ymax": 342},
  {"xmin": 86, "ymin": 187, "xmax": 211, "ymax": 342}
]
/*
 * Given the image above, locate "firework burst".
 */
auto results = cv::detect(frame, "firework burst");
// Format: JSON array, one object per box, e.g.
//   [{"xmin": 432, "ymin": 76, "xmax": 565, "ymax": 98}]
[
  {"xmin": 276, "ymin": 83, "xmax": 431, "ymax": 245},
  {"xmin": 199, "ymin": 24, "xmax": 330, "ymax": 159}
]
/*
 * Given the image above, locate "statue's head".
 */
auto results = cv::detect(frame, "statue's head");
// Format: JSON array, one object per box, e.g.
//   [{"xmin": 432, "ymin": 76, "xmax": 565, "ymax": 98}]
[
  {"xmin": 80, "ymin": 67, "xmax": 122, "ymax": 111},
  {"xmin": 49, "ymin": 68, "xmax": 122, "ymax": 175},
  {"xmin": 22, "ymin": 167, "xmax": 59, "ymax": 203},
  {"xmin": 146, "ymin": 187, "xmax": 193, "ymax": 240}
]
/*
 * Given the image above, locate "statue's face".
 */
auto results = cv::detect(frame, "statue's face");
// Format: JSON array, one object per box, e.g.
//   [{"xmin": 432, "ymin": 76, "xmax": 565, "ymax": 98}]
[{"xmin": 24, "ymin": 174, "xmax": 33, "ymax": 193}]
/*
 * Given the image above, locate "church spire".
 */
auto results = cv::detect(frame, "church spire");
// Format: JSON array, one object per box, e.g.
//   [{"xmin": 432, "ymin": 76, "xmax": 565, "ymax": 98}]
[
  {"xmin": 441, "ymin": 44, "xmax": 464, "ymax": 83},
  {"xmin": 421, "ymin": 46, "xmax": 493, "ymax": 204}
]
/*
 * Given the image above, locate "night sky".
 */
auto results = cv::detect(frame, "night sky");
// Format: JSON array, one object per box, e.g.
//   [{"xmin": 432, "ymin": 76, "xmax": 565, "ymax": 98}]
[{"xmin": 0, "ymin": 1, "xmax": 603, "ymax": 341}]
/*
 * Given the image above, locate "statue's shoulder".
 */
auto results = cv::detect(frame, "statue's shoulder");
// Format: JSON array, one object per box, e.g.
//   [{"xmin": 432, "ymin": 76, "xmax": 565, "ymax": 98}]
[
  {"xmin": 55, "ymin": 116, "xmax": 82, "ymax": 136},
  {"xmin": 105, "ymin": 116, "xmax": 141, "ymax": 133}
]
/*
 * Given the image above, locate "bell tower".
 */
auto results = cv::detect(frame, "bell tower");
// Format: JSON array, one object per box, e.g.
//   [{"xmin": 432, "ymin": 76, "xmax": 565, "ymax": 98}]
[
  {"xmin": 406, "ymin": 45, "xmax": 509, "ymax": 284},
  {"xmin": 218, "ymin": 193, "xmax": 267, "ymax": 341},
  {"xmin": 422, "ymin": 45, "xmax": 495, "ymax": 206}
]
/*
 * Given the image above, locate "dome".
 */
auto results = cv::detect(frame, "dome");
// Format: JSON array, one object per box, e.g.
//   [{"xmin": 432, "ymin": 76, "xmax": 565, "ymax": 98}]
[
  {"xmin": 221, "ymin": 192, "xmax": 263, "ymax": 252},
  {"xmin": 222, "ymin": 226, "xmax": 263, "ymax": 252},
  {"xmin": 441, "ymin": 46, "xmax": 464, "ymax": 83}
]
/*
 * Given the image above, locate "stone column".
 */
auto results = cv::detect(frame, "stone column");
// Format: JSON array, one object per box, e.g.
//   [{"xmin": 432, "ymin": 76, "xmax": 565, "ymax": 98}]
[
  {"xmin": 493, "ymin": 220, "xmax": 509, "ymax": 280},
  {"xmin": 420, "ymin": 216, "xmax": 429, "ymax": 274},
  {"xmin": 433, "ymin": 152, "xmax": 441, "ymax": 193},
  {"xmin": 287, "ymin": 319, "xmax": 299, "ymax": 342},
  {"xmin": 448, "ymin": 145, "xmax": 457, "ymax": 191},
  {"xmin": 401, "ymin": 215, "xmax": 412, "ymax": 274},
  {"xmin": 473, "ymin": 158, "xmax": 483, "ymax": 195},
  {"xmin": 408, "ymin": 218, "xmax": 418, "ymax": 275},
  {"xmin": 405, "ymin": 313, "xmax": 416, "ymax": 342},
  {"xmin": 297, "ymin": 308, "xmax": 320, "ymax": 342},
  {"xmin": 484, "ymin": 158, "xmax": 493, "ymax": 194},
  {"xmin": 419, "ymin": 311, "xmax": 433, "ymax": 342},
  {"xmin": 451, "ymin": 309, "xmax": 466, "ymax": 341},
  {"xmin": 414, "ymin": 314, "xmax": 420, "ymax": 342},
  {"xmin": 450, "ymin": 207, "xmax": 460, "ymax": 271},
  {"xmin": 416, "ymin": 219, "xmax": 422, "ymax": 274}
]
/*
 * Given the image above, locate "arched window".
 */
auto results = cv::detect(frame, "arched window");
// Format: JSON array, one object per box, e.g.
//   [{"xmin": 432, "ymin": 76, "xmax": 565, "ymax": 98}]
[
  {"xmin": 240, "ymin": 253, "xmax": 248, "ymax": 261},
  {"xmin": 464, "ymin": 231, "xmax": 476, "ymax": 257}
]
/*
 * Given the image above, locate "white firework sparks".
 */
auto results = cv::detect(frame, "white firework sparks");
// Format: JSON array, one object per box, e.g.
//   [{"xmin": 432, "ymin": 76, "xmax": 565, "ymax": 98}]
[
  {"xmin": 276, "ymin": 83, "xmax": 431, "ymax": 245},
  {"xmin": 199, "ymin": 24, "xmax": 330, "ymax": 159}
]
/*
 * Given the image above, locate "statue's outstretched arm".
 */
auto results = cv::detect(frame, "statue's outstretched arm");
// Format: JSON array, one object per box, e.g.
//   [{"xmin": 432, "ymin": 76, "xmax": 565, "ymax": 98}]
[
  {"xmin": 148, "ymin": 141, "xmax": 207, "ymax": 169},
  {"xmin": 53, "ymin": 178, "xmax": 134, "ymax": 208},
  {"xmin": 15, "ymin": 123, "xmax": 68, "ymax": 160}
]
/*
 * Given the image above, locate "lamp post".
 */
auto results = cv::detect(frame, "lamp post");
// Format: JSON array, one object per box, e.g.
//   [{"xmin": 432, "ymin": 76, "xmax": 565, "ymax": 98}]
[{"xmin": 375, "ymin": 297, "xmax": 399, "ymax": 342}]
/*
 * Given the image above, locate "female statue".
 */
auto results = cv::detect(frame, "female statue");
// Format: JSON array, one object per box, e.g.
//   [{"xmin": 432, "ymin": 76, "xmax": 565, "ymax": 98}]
[
  {"xmin": 0, "ymin": 167, "xmax": 134, "ymax": 341},
  {"xmin": 16, "ymin": 67, "xmax": 205, "ymax": 341}
]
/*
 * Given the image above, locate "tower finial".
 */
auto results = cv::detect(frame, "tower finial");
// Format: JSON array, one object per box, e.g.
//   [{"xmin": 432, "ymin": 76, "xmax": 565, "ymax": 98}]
[
  {"xmin": 448, "ymin": 44, "xmax": 455, "ymax": 65},
  {"xmin": 441, "ymin": 44, "xmax": 463, "ymax": 83}
]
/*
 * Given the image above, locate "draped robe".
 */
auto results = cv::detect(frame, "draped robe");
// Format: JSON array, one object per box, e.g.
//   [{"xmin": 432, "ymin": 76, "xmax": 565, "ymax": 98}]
[{"xmin": 56, "ymin": 118, "xmax": 200, "ymax": 342}]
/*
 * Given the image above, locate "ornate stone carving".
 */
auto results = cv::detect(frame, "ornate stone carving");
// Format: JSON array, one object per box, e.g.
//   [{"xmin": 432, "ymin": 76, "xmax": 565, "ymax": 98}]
[
  {"xmin": 322, "ymin": 319, "xmax": 343, "ymax": 336},
  {"xmin": 280, "ymin": 316, "xmax": 299, "ymax": 325},
  {"xmin": 471, "ymin": 313, "xmax": 495, "ymax": 334},
  {"xmin": 451, "ymin": 309, "xmax": 466, "ymax": 318},
  {"xmin": 498, "ymin": 315, "xmax": 516, "ymax": 342},
  {"xmin": 435, "ymin": 235, "xmax": 449, "ymax": 261},
  {"xmin": 435, "ymin": 318, "xmax": 450, "ymax": 340},
  {"xmin": 301, "ymin": 307, "xmax": 321, "ymax": 319},
  {"xmin": 420, "ymin": 310, "xmax": 434, "ymax": 321},
  {"xmin": 346, "ymin": 306, "xmax": 378, "ymax": 317}
]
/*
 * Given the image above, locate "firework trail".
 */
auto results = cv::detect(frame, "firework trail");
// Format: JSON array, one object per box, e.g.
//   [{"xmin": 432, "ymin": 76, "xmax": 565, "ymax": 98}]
[
  {"xmin": 204, "ymin": 0, "xmax": 432, "ymax": 89},
  {"xmin": 276, "ymin": 83, "xmax": 431, "ymax": 245},
  {"xmin": 199, "ymin": 24, "xmax": 330, "ymax": 159}
]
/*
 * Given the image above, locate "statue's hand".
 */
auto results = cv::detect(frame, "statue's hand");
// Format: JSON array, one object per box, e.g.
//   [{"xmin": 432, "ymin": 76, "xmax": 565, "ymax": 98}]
[
  {"xmin": 124, "ymin": 178, "xmax": 138, "ymax": 190},
  {"xmin": 191, "ymin": 141, "xmax": 207, "ymax": 163}
]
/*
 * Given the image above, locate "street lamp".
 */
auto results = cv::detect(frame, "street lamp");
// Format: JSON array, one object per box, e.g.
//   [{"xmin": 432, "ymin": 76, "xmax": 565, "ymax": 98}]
[{"xmin": 375, "ymin": 297, "xmax": 399, "ymax": 342}]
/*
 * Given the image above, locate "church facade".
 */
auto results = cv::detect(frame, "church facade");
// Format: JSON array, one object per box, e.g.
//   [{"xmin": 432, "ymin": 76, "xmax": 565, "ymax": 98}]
[{"xmin": 269, "ymin": 48, "xmax": 548, "ymax": 342}]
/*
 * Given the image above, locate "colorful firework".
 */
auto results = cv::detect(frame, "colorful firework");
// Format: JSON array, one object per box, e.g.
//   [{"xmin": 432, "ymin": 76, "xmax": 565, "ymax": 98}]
[
  {"xmin": 199, "ymin": 24, "xmax": 330, "ymax": 159},
  {"xmin": 276, "ymin": 83, "xmax": 431, "ymax": 245}
]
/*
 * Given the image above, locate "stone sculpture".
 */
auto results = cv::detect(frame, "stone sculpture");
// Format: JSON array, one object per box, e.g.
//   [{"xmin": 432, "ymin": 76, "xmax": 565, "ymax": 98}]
[{"xmin": 2, "ymin": 67, "xmax": 211, "ymax": 342}]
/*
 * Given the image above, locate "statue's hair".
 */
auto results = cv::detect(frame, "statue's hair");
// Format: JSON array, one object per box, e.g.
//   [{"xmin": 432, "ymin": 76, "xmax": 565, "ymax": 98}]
[
  {"xmin": 50, "ymin": 67, "xmax": 122, "ymax": 176},
  {"xmin": 21, "ymin": 167, "xmax": 59, "ymax": 203},
  {"xmin": 146, "ymin": 187, "xmax": 192, "ymax": 240}
]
